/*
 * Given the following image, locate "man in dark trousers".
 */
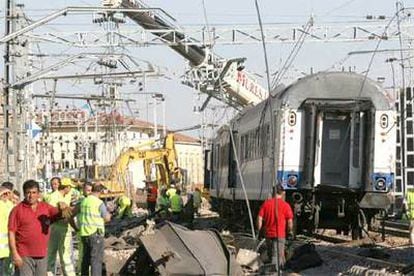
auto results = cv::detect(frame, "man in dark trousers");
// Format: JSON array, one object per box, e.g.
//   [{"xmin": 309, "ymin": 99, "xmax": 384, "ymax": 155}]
[
  {"xmin": 257, "ymin": 184, "xmax": 294, "ymax": 272},
  {"xmin": 78, "ymin": 184, "xmax": 111, "ymax": 276},
  {"xmin": 8, "ymin": 180, "xmax": 63, "ymax": 276}
]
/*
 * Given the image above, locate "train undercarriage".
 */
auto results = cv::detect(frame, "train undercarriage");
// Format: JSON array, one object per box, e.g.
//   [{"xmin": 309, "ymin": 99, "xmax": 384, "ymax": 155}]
[{"xmin": 211, "ymin": 186, "xmax": 388, "ymax": 240}]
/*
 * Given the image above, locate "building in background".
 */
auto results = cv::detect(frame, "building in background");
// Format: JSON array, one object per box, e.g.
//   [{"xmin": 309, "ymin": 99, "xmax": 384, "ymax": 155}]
[
  {"xmin": 174, "ymin": 133, "xmax": 204, "ymax": 190},
  {"xmin": 33, "ymin": 107, "xmax": 203, "ymax": 190}
]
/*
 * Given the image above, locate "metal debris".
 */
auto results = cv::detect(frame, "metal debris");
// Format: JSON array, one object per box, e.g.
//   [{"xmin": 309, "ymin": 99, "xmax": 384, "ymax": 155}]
[
  {"xmin": 342, "ymin": 265, "xmax": 402, "ymax": 276},
  {"xmin": 122, "ymin": 221, "xmax": 243, "ymax": 275}
]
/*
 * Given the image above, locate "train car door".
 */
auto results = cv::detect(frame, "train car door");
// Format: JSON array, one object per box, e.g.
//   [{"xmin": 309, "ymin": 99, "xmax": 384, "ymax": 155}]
[{"xmin": 320, "ymin": 113, "xmax": 351, "ymax": 186}]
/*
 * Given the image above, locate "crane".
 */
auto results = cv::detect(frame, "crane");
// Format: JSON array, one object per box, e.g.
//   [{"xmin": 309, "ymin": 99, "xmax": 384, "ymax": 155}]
[{"xmin": 102, "ymin": 0, "xmax": 268, "ymax": 109}]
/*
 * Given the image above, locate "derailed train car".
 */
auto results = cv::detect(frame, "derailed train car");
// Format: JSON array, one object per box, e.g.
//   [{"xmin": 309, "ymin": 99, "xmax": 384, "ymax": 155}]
[{"xmin": 206, "ymin": 72, "xmax": 396, "ymax": 239}]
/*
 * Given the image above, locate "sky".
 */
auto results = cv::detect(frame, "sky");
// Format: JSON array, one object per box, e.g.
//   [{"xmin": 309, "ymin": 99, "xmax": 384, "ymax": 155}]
[{"xmin": 0, "ymin": 0, "xmax": 410, "ymax": 136}]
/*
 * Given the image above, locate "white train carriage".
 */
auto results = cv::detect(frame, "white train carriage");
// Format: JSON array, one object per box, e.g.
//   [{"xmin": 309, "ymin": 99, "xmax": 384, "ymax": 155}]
[{"xmin": 207, "ymin": 72, "xmax": 396, "ymax": 238}]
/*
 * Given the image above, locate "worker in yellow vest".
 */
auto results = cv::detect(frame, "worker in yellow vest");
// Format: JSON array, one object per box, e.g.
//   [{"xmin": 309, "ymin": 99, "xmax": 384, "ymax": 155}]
[
  {"xmin": 43, "ymin": 177, "xmax": 76, "ymax": 276},
  {"xmin": 170, "ymin": 189, "xmax": 183, "ymax": 222},
  {"xmin": 407, "ymin": 188, "xmax": 414, "ymax": 245},
  {"xmin": 0, "ymin": 187, "xmax": 13, "ymax": 276},
  {"xmin": 116, "ymin": 195, "xmax": 133, "ymax": 219},
  {"xmin": 78, "ymin": 184, "xmax": 111, "ymax": 276},
  {"xmin": 75, "ymin": 182, "xmax": 93, "ymax": 275},
  {"xmin": 156, "ymin": 188, "xmax": 170, "ymax": 219},
  {"xmin": 166, "ymin": 184, "xmax": 177, "ymax": 199}
]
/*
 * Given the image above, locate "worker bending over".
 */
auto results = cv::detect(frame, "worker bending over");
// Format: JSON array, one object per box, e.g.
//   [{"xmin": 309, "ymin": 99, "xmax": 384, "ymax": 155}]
[
  {"xmin": 116, "ymin": 194, "xmax": 133, "ymax": 219},
  {"xmin": 157, "ymin": 188, "xmax": 170, "ymax": 219}
]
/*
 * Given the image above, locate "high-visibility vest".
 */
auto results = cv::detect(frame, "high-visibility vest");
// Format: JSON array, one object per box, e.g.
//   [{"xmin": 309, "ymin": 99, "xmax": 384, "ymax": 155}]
[
  {"xmin": 0, "ymin": 200, "xmax": 13, "ymax": 258},
  {"xmin": 407, "ymin": 190, "xmax": 414, "ymax": 220},
  {"xmin": 78, "ymin": 195, "xmax": 105, "ymax": 236},
  {"xmin": 170, "ymin": 194, "xmax": 182, "ymax": 213},
  {"xmin": 117, "ymin": 195, "xmax": 132, "ymax": 219},
  {"xmin": 166, "ymin": 188, "xmax": 176, "ymax": 198}
]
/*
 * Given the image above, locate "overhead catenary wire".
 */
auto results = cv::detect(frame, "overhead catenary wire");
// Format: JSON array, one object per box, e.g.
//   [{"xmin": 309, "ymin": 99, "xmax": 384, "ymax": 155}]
[{"xmin": 271, "ymin": 16, "xmax": 313, "ymax": 89}]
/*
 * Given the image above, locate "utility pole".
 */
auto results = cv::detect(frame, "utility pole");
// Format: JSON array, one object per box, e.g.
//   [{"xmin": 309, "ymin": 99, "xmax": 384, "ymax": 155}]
[
  {"xmin": 2, "ymin": 1, "xmax": 30, "ymax": 188},
  {"xmin": 3, "ymin": 0, "xmax": 13, "ymax": 182}
]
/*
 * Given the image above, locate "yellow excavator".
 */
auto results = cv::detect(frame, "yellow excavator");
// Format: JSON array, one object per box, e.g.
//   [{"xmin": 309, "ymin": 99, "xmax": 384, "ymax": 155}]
[{"xmin": 96, "ymin": 133, "xmax": 181, "ymax": 199}]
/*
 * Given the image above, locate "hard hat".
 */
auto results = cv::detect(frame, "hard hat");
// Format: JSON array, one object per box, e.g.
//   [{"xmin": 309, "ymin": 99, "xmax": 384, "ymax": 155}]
[{"xmin": 61, "ymin": 177, "xmax": 75, "ymax": 188}]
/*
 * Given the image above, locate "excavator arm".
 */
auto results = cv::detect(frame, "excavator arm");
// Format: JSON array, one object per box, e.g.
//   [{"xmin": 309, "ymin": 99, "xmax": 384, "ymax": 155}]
[{"xmin": 101, "ymin": 134, "xmax": 180, "ymax": 198}]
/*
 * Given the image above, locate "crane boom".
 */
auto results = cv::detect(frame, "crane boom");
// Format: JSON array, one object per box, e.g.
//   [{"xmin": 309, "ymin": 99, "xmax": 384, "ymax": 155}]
[{"xmin": 103, "ymin": 0, "xmax": 268, "ymax": 108}]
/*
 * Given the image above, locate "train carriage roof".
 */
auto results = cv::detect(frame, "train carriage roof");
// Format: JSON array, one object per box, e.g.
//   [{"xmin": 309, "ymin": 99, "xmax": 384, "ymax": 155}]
[{"xmin": 275, "ymin": 72, "xmax": 392, "ymax": 110}]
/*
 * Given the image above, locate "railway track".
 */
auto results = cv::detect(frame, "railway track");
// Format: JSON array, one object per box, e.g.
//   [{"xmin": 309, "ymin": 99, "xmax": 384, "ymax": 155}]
[
  {"xmin": 294, "ymin": 230, "xmax": 414, "ymax": 275},
  {"xmin": 372, "ymin": 220, "xmax": 410, "ymax": 238}
]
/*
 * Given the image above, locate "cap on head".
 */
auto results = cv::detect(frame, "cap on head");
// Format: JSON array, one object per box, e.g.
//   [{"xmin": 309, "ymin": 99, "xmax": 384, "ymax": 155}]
[{"xmin": 61, "ymin": 177, "xmax": 75, "ymax": 188}]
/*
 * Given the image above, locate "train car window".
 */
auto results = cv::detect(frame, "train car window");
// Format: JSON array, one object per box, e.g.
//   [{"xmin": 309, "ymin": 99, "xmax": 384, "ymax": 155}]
[
  {"xmin": 396, "ymin": 179, "xmax": 402, "ymax": 193},
  {"xmin": 213, "ymin": 144, "xmax": 219, "ymax": 169},
  {"xmin": 240, "ymin": 136, "xmax": 244, "ymax": 162},
  {"xmin": 352, "ymin": 118, "xmax": 360, "ymax": 168},
  {"xmin": 408, "ymin": 154, "xmax": 414, "ymax": 168},
  {"xmin": 408, "ymin": 138, "xmax": 414, "ymax": 151},
  {"xmin": 220, "ymin": 143, "xmax": 228, "ymax": 169},
  {"xmin": 250, "ymin": 131, "xmax": 254, "ymax": 160},
  {"xmin": 408, "ymin": 172, "xmax": 414, "ymax": 186},
  {"xmin": 407, "ymin": 121, "xmax": 413, "ymax": 134},
  {"xmin": 396, "ymin": 146, "xmax": 401, "ymax": 160},
  {"xmin": 396, "ymin": 161, "xmax": 401, "ymax": 175},
  {"xmin": 407, "ymin": 87, "xmax": 412, "ymax": 101},
  {"xmin": 266, "ymin": 124, "xmax": 270, "ymax": 156},
  {"xmin": 255, "ymin": 129, "xmax": 260, "ymax": 159},
  {"xmin": 407, "ymin": 104, "xmax": 413, "ymax": 118},
  {"xmin": 244, "ymin": 134, "xmax": 249, "ymax": 161}
]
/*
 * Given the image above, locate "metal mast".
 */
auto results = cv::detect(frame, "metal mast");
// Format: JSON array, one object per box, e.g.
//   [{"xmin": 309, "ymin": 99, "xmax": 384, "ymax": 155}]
[{"xmin": 3, "ymin": 0, "xmax": 13, "ymax": 182}]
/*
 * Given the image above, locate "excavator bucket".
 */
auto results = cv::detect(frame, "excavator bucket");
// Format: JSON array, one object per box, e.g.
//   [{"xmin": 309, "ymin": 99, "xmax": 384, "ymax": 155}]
[{"xmin": 120, "ymin": 222, "xmax": 243, "ymax": 275}]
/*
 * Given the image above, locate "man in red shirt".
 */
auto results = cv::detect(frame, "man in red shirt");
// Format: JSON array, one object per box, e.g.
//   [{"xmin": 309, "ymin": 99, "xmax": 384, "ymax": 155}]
[
  {"xmin": 146, "ymin": 181, "xmax": 158, "ymax": 214},
  {"xmin": 8, "ymin": 180, "xmax": 61, "ymax": 276},
  {"xmin": 257, "ymin": 184, "xmax": 294, "ymax": 272}
]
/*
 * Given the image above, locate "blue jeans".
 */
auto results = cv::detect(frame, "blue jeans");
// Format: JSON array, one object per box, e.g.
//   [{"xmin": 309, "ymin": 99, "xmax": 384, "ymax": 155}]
[{"xmin": 81, "ymin": 234, "xmax": 104, "ymax": 276}]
